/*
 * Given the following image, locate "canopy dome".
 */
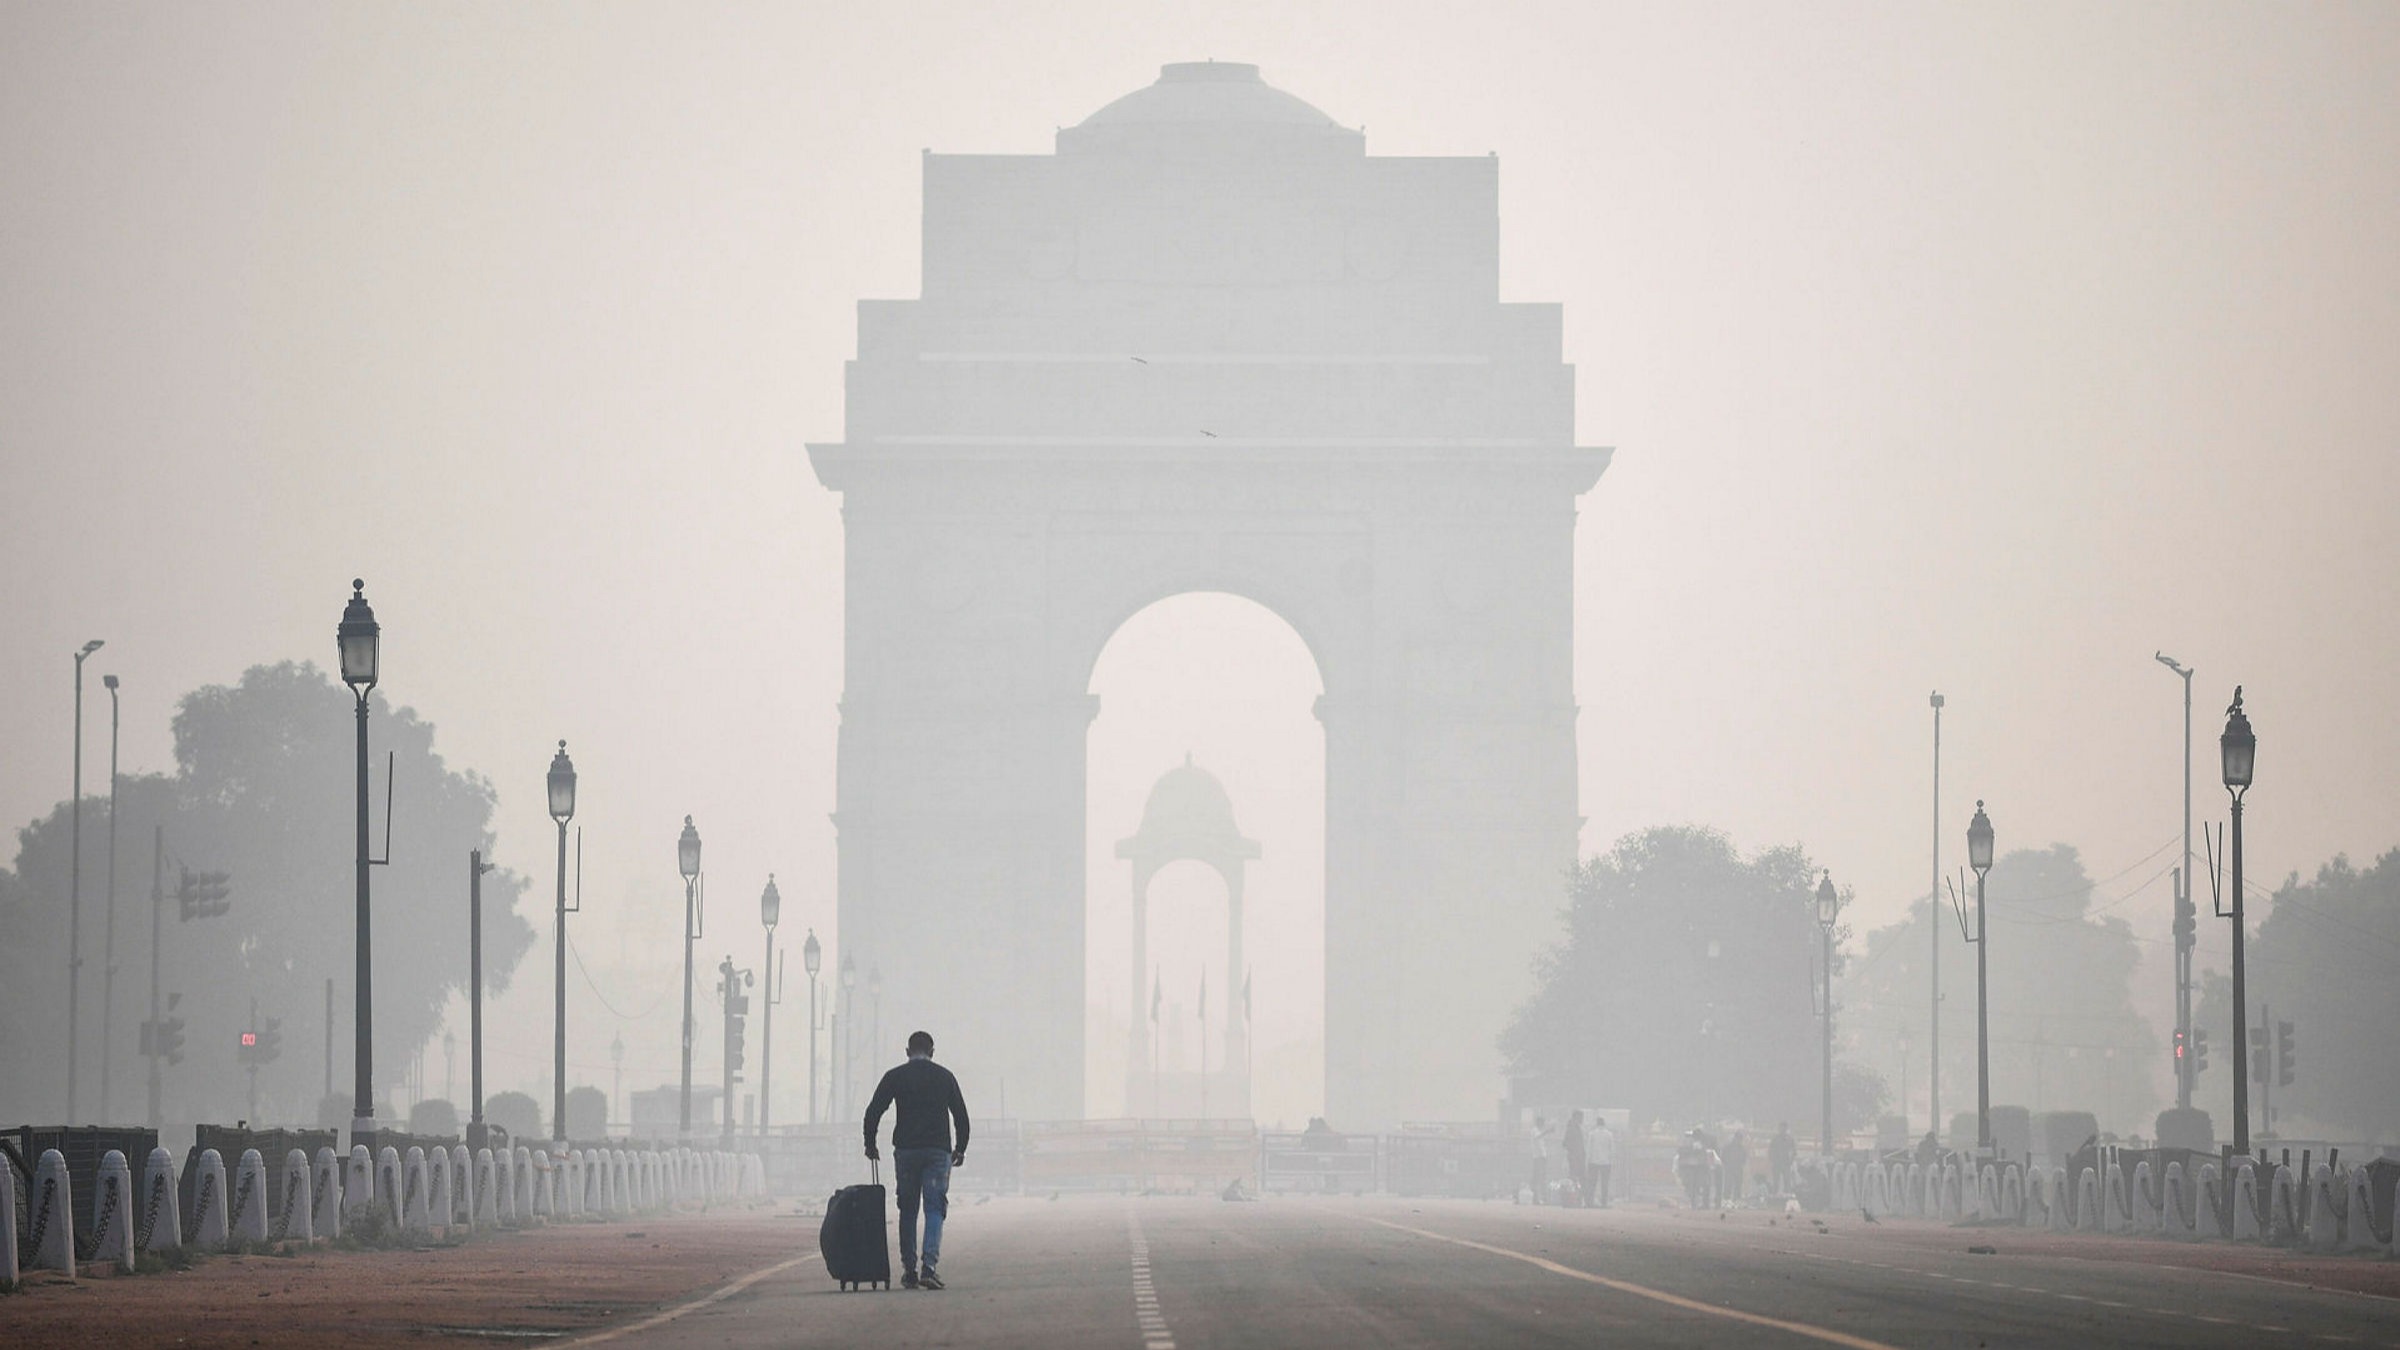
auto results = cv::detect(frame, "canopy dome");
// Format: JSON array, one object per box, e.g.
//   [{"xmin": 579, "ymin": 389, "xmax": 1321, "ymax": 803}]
[
  {"xmin": 1118, "ymin": 754, "xmax": 1261, "ymax": 863},
  {"xmin": 1060, "ymin": 62, "xmax": 1361, "ymax": 154}
]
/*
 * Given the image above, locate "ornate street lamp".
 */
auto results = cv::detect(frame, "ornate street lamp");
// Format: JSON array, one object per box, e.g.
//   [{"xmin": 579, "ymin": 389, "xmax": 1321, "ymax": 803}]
[
  {"xmin": 548, "ymin": 740, "xmax": 577, "ymax": 1142},
  {"xmin": 338, "ymin": 581, "xmax": 380, "ymax": 1136},
  {"xmin": 2221, "ymin": 686, "xmax": 2255, "ymax": 1152},
  {"xmin": 678, "ymin": 815, "xmax": 702, "ymax": 1137},
  {"xmin": 1966, "ymin": 800, "xmax": 1995, "ymax": 1158},
  {"xmin": 759, "ymin": 875, "xmax": 783, "ymax": 1133},
  {"xmin": 803, "ymin": 930, "xmax": 822, "ymax": 1124},
  {"xmin": 1816, "ymin": 872, "xmax": 1842, "ymax": 1156}
]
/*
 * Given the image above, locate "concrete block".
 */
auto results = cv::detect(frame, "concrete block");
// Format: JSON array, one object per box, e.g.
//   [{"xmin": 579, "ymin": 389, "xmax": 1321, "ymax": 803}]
[
  {"xmin": 428, "ymin": 1146, "xmax": 454, "ymax": 1233},
  {"xmin": 91, "ymin": 1150, "xmax": 136, "ymax": 1270},
  {"xmin": 402, "ymin": 1147, "xmax": 431, "ymax": 1233},
  {"xmin": 28, "ymin": 1149, "xmax": 75, "ymax": 1276},
  {"xmin": 2195, "ymin": 1163, "xmax": 2223, "ymax": 1239},
  {"xmin": 346, "ymin": 1145, "xmax": 374, "ymax": 1220},
  {"xmin": 2307, "ymin": 1164, "xmax": 2339, "ymax": 1249},
  {"xmin": 533, "ymin": 1149, "xmax": 554, "ymax": 1218},
  {"xmin": 279, "ymin": 1149, "xmax": 314, "ymax": 1243},
  {"xmin": 2131, "ymin": 1161, "xmax": 2158, "ymax": 1232},
  {"xmin": 313, "ymin": 1148, "xmax": 342, "ymax": 1241},
  {"xmin": 2073, "ymin": 1167, "xmax": 2098, "ymax": 1231},
  {"xmin": 1, "ymin": 1147, "xmax": 18, "ymax": 1287},
  {"xmin": 2268, "ymin": 1164, "xmax": 2298, "ymax": 1242},
  {"xmin": 474, "ymin": 1149, "xmax": 498, "ymax": 1227},
  {"xmin": 2101, "ymin": 1161, "xmax": 2126, "ymax": 1233},
  {"xmin": 2344, "ymin": 1166, "xmax": 2380, "ymax": 1251},
  {"xmin": 494, "ymin": 1146, "xmax": 514, "ymax": 1224},
  {"xmin": 2162, "ymin": 1161, "xmax": 2191, "ymax": 1237},
  {"xmin": 376, "ymin": 1147, "xmax": 403, "ymax": 1221},
  {"xmin": 142, "ymin": 1148, "xmax": 183, "ymax": 1253}
]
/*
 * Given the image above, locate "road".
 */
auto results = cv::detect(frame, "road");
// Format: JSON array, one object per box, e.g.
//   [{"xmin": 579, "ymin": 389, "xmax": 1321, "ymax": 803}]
[{"xmin": 582, "ymin": 1195, "xmax": 2400, "ymax": 1349}]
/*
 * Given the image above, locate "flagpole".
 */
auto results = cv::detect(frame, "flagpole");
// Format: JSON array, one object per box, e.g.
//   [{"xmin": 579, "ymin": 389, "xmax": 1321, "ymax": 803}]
[{"xmin": 1199, "ymin": 965, "xmax": 1209, "ymax": 1123}]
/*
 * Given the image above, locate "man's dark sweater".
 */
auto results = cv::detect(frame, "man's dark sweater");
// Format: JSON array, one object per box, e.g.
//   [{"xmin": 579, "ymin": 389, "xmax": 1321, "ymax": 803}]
[{"xmin": 864, "ymin": 1055, "xmax": 971, "ymax": 1154}]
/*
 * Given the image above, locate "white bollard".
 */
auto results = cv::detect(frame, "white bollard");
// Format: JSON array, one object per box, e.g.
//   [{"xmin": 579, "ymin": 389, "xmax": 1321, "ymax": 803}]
[
  {"xmin": 2344, "ymin": 1166, "xmax": 2379, "ymax": 1251},
  {"xmin": 0, "ymin": 1147, "xmax": 17, "ymax": 1287},
  {"xmin": 2232, "ymin": 1163, "xmax": 2262, "ymax": 1240},
  {"xmin": 377, "ymin": 1147, "xmax": 403, "ymax": 1222},
  {"xmin": 2073, "ymin": 1167, "xmax": 2098, "ymax": 1230},
  {"xmin": 402, "ymin": 1147, "xmax": 431, "ymax": 1233},
  {"xmin": 142, "ymin": 1148, "xmax": 183, "ymax": 1253},
  {"xmin": 233, "ymin": 1149, "xmax": 271, "ymax": 1244},
  {"xmin": 193, "ymin": 1148, "xmax": 231, "ymax": 1250},
  {"xmin": 2163, "ymin": 1162, "xmax": 2190, "ymax": 1238},
  {"xmin": 347, "ymin": 1145, "xmax": 374, "ymax": 1220},
  {"xmin": 475, "ymin": 1149, "xmax": 499, "ymax": 1227},
  {"xmin": 314, "ymin": 1148, "xmax": 343, "ymax": 1241},
  {"xmin": 515, "ymin": 1146, "xmax": 535, "ymax": 1221},
  {"xmin": 2307, "ymin": 1164, "xmax": 2340, "ymax": 1249},
  {"xmin": 2131, "ymin": 1161, "xmax": 2158, "ymax": 1232},
  {"xmin": 453, "ymin": 1146, "xmax": 475, "ymax": 1226},
  {"xmin": 91, "ymin": 1150, "xmax": 136, "ymax": 1270},
  {"xmin": 533, "ymin": 1149, "xmax": 554, "ymax": 1218},
  {"xmin": 428, "ymin": 1146, "xmax": 454, "ymax": 1234},
  {"xmin": 2048, "ymin": 1167, "xmax": 2070, "ymax": 1232},
  {"xmin": 280, "ymin": 1150, "xmax": 314, "ymax": 1243},
  {"xmin": 2267, "ymin": 1165, "xmax": 2298, "ymax": 1242},
  {"xmin": 2196, "ymin": 1163, "xmax": 2224, "ymax": 1239},
  {"xmin": 28, "ymin": 1149, "xmax": 76, "ymax": 1276},
  {"xmin": 494, "ymin": 1147, "xmax": 514, "ymax": 1225}
]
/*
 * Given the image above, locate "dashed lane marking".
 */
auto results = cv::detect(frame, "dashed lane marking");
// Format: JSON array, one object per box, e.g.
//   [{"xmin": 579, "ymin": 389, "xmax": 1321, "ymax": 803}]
[
  {"xmin": 1129, "ymin": 1207, "xmax": 1176, "ymax": 1350},
  {"xmin": 1363, "ymin": 1218, "xmax": 1906, "ymax": 1350}
]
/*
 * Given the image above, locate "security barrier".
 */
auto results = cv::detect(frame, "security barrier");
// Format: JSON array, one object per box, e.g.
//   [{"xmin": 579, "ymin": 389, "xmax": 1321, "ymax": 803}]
[{"xmin": 1260, "ymin": 1131, "xmax": 1380, "ymax": 1195}]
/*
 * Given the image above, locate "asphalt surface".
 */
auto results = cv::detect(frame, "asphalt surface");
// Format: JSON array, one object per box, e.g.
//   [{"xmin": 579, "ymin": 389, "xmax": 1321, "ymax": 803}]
[{"xmin": 585, "ymin": 1195, "xmax": 2400, "ymax": 1349}]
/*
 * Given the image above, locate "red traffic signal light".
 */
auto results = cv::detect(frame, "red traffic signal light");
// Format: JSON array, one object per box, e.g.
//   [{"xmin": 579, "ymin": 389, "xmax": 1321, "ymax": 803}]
[{"xmin": 241, "ymin": 1031, "xmax": 257, "ymax": 1047}]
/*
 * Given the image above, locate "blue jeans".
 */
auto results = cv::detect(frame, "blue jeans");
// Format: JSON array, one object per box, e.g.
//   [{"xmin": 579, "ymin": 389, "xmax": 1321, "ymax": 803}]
[{"xmin": 895, "ymin": 1148, "xmax": 952, "ymax": 1273}]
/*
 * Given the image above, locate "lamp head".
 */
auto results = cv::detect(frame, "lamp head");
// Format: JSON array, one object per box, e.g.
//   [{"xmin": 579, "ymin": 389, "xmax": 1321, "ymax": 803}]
[
  {"xmin": 1929, "ymin": 690, "xmax": 1943, "ymax": 709},
  {"xmin": 1967, "ymin": 800, "xmax": 1994, "ymax": 874},
  {"xmin": 1816, "ymin": 871, "xmax": 1841, "ymax": 928},
  {"xmin": 80, "ymin": 639, "xmax": 105, "ymax": 658},
  {"xmin": 760, "ymin": 873, "xmax": 781, "ymax": 929},
  {"xmin": 678, "ymin": 814, "xmax": 701, "ymax": 880},
  {"xmin": 2220, "ymin": 685, "xmax": 2255, "ymax": 790},
  {"xmin": 547, "ymin": 740, "xmax": 577, "ymax": 823},
  {"xmin": 103, "ymin": 674, "xmax": 118, "ymax": 691},
  {"xmin": 802, "ymin": 928, "xmax": 821, "ymax": 975},
  {"xmin": 337, "ymin": 580, "xmax": 379, "ymax": 691},
  {"xmin": 2155, "ymin": 651, "xmax": 2189, "ymax": 677},
  {"xmin": 841, "ymin": 952, "xmax": 856, "ymax": 989}
]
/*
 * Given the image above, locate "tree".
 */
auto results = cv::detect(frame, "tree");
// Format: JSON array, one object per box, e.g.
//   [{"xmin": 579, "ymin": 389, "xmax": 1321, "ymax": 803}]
[
  {"xmin": 1841, "ymin": 845, "xmax": 2157, "ymax": 1138},
  {"xmin": 2193, "ymin": 848, "xmax": 2400, "ymax": 1140},
  {"xmin": 564, "ymin": 1085, "xmax": 608, "ymax": 1141},
  {"xmin": 0, "ymin": 661, "xmax": 537, "ymax": 1126},
  {"xmin": 485, "ymin": 1089, "xmax": 543, "ymax": 1143},
  {"xmin": 410, "ymin": 1097, "xmax": 461, "ymax": 1139},
  {"xmin": 1503, "ymin": 825, "xmax": 1881, "ymax": 1131}
]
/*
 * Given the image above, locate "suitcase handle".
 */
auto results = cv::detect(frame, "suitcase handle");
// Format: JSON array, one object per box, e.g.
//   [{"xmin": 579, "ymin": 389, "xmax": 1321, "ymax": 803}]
[{"xmin": 870, "ymin": 1159, "xmax": 879, "ymax": 1186}]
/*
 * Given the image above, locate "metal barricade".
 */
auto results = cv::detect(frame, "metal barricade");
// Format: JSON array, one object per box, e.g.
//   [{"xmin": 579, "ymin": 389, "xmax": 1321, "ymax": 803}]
[{"xmin": 1259, "ymin": 1132, "xmax": 1379, "ymax": 1194}]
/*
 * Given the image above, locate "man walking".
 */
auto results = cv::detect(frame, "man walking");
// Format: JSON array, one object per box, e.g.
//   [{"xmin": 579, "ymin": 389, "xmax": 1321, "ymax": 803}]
[
  {"xmin": 864, "ymin": 1030, "xmax": 971, "ymax": 1290},
  {"xmin": 1588, "ymin": 1115, "xmax": 1615, "ymax": 1208}
]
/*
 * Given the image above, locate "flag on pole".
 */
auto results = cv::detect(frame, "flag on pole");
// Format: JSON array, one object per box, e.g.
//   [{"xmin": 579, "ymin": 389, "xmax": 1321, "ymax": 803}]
[{"xmin": 1150, "ymin": 968, "xmax": 1161, "ymax": 1023}]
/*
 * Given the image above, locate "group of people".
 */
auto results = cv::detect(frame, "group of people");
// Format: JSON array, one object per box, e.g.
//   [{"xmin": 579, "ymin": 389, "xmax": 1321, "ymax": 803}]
[
  {"xmin": 1678, "ymin": 1122, "xmax": 1802, "ymax": 1208},
  {"xmin": 1527, "ymin": 1109, "xmax": 1617, "ymax": 1207}
]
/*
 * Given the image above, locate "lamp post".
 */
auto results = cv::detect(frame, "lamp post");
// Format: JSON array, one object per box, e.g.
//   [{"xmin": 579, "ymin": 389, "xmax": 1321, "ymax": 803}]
[
  {"xmin": 2221, "ymin": 687, "xmax": 2255, "ymax": 1152},
  {"xmin": 609, "ymin": 1032, "xmax": 624, "ymax": 1131},
  {"xmin": 2156, "ymin": 653, "xmax": 2196, "ymax": 1109},
  {"xmin": 870, "ymin": 964, "xmax": 883, "ymax": 1073},
  {"xmin": 1966, "ymin": 800, "xmax": 1995, "ymax": 1157},
  {"xmin": 759, "ymin": 876, "xmax": 782, "ymax": 1134},
  {"xmin": 803, "ymin": 930, "xmax": 822, "ymax": 1124},
  {"xmin": 468, "ymin": 848, "xmax": 496, "ymax": 1148},
  {"xmin": 1927, "ymin": 690, "xmax": 1943, "ymax": 1143},
  {"xmin": 68, "ymin": 637, "xmax": 103, "ymax": 1122},
  {"xmin": 840, "ymin": 954, "xmax": 857, "ymax": 1122},
  {"xmin": 1816, "ymin": 872, "xmax": 1842, "ymax": 1156},
  {"xmin": 678, "ymin": 816, "xmax": 702, "ymax": 1138},
  {"xmin": 101, "ymin": 672, "xmax": 122, "ymax": 1125},
  {"xmin": 337, "ymin": 582, "xmax": 379, "ymax": 1137},
  {"xmin": 548, "ymin": 741, "xmax": 577, "ymax": 1142}
]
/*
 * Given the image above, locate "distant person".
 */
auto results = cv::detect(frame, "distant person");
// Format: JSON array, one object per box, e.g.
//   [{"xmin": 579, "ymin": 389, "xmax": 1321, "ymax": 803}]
[
  {"xmin": 1562, "ymin": 1110, "xmax": 1589, "ymax": 1208},
  {"xmin": 1769, "ymin": 1123, "xmax": 1797, "ymax": 1193},
  {"xmin": 864, "ymin": 1030, "xmax": 971, "ymax": 1290},
  {"xmin": 1917, "ymin": 1128, "xmax": 1942, "ymax": 1169},
  {"xmin": 1528, "ymin": 1116, "xmax": 1557, "ymax": 1204},
  {"xmin": 1587, "ymin": 1115, "xmax": 1615, "ymax": 1208},
  {"xmin": 1723, "ymin": 1130, "xmax": 1750, "ymax": 1204}
]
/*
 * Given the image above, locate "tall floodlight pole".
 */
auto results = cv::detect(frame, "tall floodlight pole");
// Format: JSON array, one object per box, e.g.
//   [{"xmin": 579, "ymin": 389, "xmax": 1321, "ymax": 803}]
[
  {"xmin": 1927, "ymin": 690, "xmax": 1943, "ymax": 1141},
  {"xmin": 677, "ymin": 816, "xmax": 703, "ymax": 1138},
  {"xmin": 101, "ymin": 673, "xmax": 121, "ymax": 1124},
  {"xmin": 759, "ymin": 876, "xmax": 782, "ymax": 1133},
  {"xmin": 1816, "ymin": 873, "xmax": 1841, "ymax": 1155},
  {"xmin": 548, "ymin": 741, "xmax": 578, "ymax": 1141},
  {"xmin": 1966, "ymin": 801, "xmax": 1995, "ymax": 1157},
  {"xmin": 2220, "ymin": 687, "xmax": 2255, "ymax": 1152},
  {"xmin": 2156, "ymin": 653, "xmax": 2196, "ymax": 1109},
  {"xmin": 337, "ymin": 582, "xmax": 380, "ymax": 1137},
  {"xmin": 802, "ymin": 930, "xmax": 822, "ymax": 1124},
  {"xmin": 68, "ymin": 638, "xmax": 104, "ymax": 1121},
  {"xmin": 147, "ymin": 826, "xmax": 165, "ymax": 1125}
]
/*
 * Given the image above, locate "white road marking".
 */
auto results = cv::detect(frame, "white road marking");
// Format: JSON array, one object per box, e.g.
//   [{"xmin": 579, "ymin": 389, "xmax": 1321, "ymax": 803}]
[
  {"xmin": 556, "ymin": 1249, "xmax": 821, "ymax": 1347},
  {"xmin": 1129, "ymin": 1207, "xmax": 1176, "ymax": 1350}
]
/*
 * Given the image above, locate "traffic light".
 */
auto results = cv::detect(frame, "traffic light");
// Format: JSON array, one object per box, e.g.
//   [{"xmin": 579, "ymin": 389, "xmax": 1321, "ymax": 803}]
[
  {"xmin": 726, "ymin": 1013, "xmax": 746, "ymax": 1075},
  {"xmin": 2252, "ymin": 1047, "xmax": 2270, "ymax": 1085},
  {"xmin": 2191, "ymin": 1024, "xmax": 2209, "ymax": 1075},
  {"xmin": 2173, "ymin": 1029, "xmax": 2185, "ymax": 1067},
  {"xmin": 257, "ymin": 1017, "xmax": 283, "ymax": 1065},
  {"xmin": 238, "ymin": 1028, "xmax": 260, "ymax": 1066},
  {"xmin": 2277, "ymin": 1020, "xmax": 2296, "ymax": 1087},
  {"xmin": 177, "ymin": 868, "xmax": 232, "ymax": 922},
  {"xmin": 158, "ymin": 1016, "xmax": 186, "ymax": 1066}
]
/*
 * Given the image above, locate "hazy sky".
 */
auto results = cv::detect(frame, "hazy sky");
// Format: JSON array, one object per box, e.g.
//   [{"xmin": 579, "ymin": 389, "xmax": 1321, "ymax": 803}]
[{"xmin": 5, "ymin": 2, "xmax": 2395, "ymax": 1124}]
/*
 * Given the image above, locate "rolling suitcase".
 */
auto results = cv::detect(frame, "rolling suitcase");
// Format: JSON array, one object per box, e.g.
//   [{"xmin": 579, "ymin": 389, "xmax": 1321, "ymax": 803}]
[{"xmin": 821, "ymin": 1162, "xmax": 891, "ymax": 1291}]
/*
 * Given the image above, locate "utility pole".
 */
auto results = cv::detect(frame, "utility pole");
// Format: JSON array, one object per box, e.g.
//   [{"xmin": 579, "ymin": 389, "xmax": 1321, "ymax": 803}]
[
  {"xmin": 469, "ymin": 850, "xmax": 494, "ymax": 1146},
  {"xmin": 102, "ymin": 674, "xmax": 121, "ymax": 1124},
  {"xmin": 2157, "ymin": 653, "xmax": 2196, "ymax": 1108},
  {"xmin": 323, "ymin": 977, "xmax": 334, "ymax": 1109},
  {"xmin": 2253, "ymin": 1002, "xmax": 2272, "ymax": 1141},
  {"xmin": 69, "ymin": 637, "xmax": 104, "ymax": 1121},
  {"xmin": 147, "ymin": 826, "xmax": 165, "ymax": 1125}
]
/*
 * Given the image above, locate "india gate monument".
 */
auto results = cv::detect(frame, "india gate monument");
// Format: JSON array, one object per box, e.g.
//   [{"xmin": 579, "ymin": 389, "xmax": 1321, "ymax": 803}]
[{"xmin": 809, "ymin": 61, "xmax": 1609, "ymax": 1126}]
